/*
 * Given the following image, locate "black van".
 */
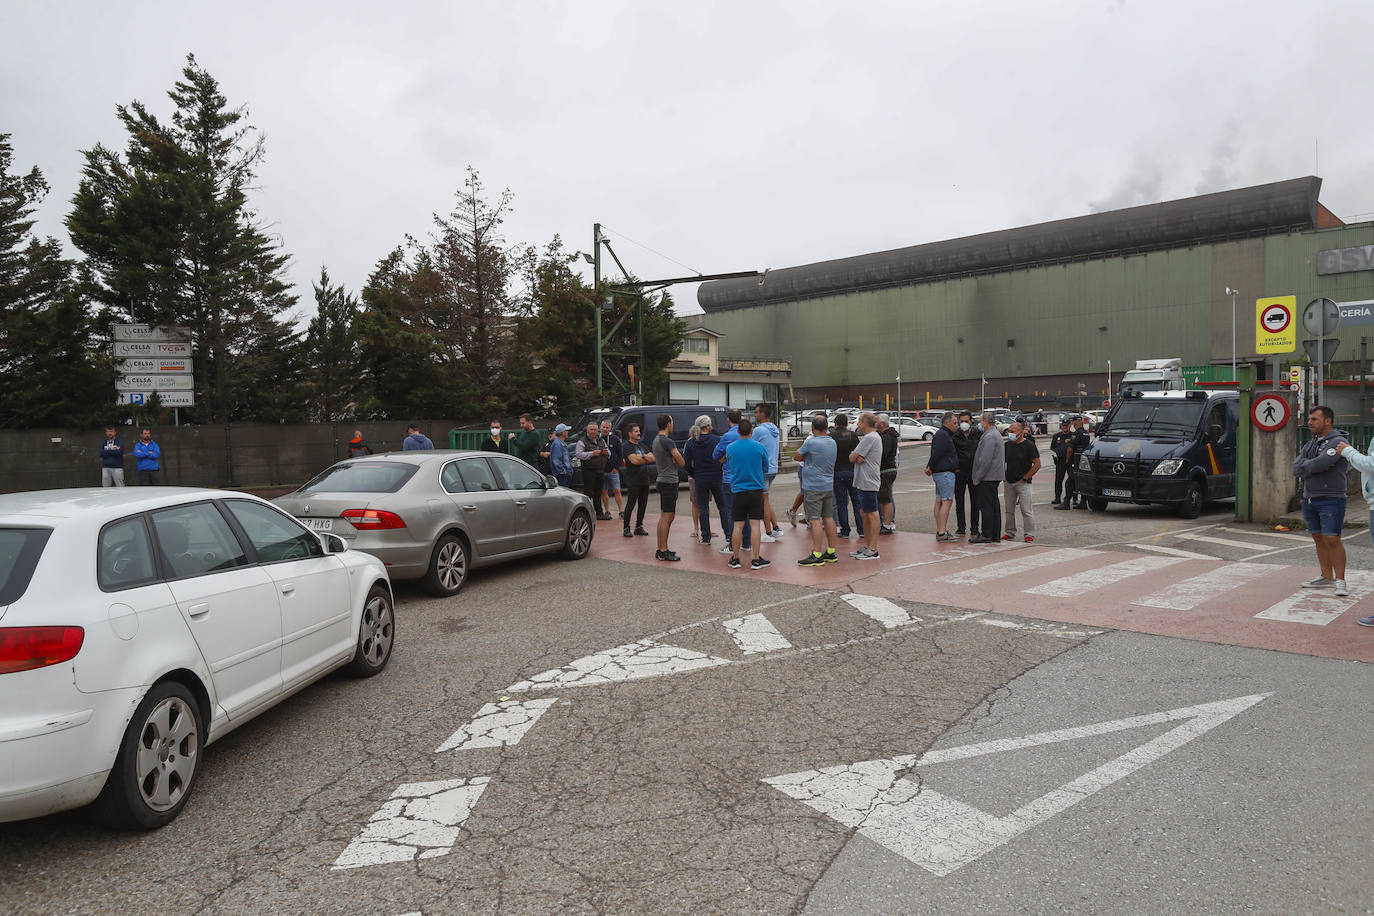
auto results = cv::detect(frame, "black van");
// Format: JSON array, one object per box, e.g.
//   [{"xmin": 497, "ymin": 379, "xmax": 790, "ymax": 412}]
[
  {"xmin": 1073, "ymin": 389, "xmax": 1238, "ymax": 518},
  {"xmin": 568, "ymin": 405, "xmax": 732, "ymax": 487}
]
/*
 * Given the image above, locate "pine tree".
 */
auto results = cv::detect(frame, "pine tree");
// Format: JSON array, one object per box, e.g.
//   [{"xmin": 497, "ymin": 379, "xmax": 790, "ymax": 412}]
[
  {"xmin": 67, "ymin": 54, "xmax": 298, "ymax": 424},
  {"xmin": 303, "ymin": 266, "xmax": 364, "ymax": 421},
  {"xmin": 0, "ymin": 135, "xmax": 109, "ymax": 428}
]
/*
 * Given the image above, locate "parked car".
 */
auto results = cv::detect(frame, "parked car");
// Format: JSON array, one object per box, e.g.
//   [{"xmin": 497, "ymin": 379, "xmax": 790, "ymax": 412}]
[
  {"xmin": 1083, "ymin": 409, "xmax": 1110, "ymax": 431},
  {"xmin": 275, "ymin": 451, "xmax": 594, "ymax": 597},
  {"xmin": 891, "ymin": 416, "xmax": 939, "ymax": 440},
  {"xmin": 0, "ymin": 488, "xmax": 392, "ymax": 828}
]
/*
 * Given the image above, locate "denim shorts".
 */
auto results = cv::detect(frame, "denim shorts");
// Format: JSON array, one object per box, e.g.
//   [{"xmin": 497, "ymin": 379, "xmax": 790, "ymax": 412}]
[
  {"xmin": 857, "ymin": 489, "xmax": 880, "ymax": 513},
  {"xmin": 932, "ymin": 471, "xmax": 955, "ymax": 501},
  {"xmin": 1302, "ymin": 496, "xmax": 1346, "ymax": 536},
  {"xmin": 764, "ymin": 472, "xmax": 776, "ymax": 492},
  {"xmin": 603, "ymin": 470, "xmax": 621, "ymax": 491}
]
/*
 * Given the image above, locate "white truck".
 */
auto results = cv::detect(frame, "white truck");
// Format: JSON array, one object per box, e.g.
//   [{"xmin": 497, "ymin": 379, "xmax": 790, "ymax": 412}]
[{"xmin": 1118, "ymin": 358, "xmax": 1185, "ymax": 397}]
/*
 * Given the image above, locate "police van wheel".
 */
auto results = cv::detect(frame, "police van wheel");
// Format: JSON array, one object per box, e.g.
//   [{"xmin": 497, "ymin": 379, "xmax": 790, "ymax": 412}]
[
  {"xmin": 1178, "ymin": 481, "xmax": 1203, "ymax": 519},
  {"xmin": 1086, "ymin": 497, "xmax": 1108, "ymax": 512}
]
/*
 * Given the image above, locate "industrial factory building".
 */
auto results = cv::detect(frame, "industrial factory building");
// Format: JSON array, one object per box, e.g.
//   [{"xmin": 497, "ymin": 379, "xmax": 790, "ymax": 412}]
[{"xmin": 695, "ymin": 177, "xmax": 1374, "ymax": 411}]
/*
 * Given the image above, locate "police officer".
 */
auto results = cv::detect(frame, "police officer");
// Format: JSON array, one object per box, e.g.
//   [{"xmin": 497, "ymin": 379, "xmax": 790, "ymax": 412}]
[
  {"xmin": 1050, "ymin": 419, "xmax": 1072, "ymax": 505},
  {"xmin": 1055, "ymin": 415, "xmax": 1092, "ymax": 509}
]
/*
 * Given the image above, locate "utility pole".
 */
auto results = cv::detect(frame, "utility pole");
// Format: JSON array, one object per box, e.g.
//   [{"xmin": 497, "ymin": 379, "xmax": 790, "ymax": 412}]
[{"xmin": 593, "ymin": 223, "xmax": 603, "ymax": 399}]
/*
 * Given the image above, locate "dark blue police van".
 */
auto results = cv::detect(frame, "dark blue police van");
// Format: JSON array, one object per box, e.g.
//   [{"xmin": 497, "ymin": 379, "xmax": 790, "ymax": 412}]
[{"xmin": 1073, "ymin": 389, "xmax": 1238, "ymax": 518}]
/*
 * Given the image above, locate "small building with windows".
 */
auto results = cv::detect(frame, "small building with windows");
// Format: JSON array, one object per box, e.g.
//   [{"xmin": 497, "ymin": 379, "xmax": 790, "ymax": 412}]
[{"xmin": 665, "ymin": 317, "xmax": 793, "ymax": 407}]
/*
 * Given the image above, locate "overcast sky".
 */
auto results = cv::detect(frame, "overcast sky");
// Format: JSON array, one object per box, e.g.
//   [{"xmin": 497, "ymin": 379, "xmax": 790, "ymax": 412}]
[{"xmin": 4, "ymin": 0, "xmax": 1373, "ymax": 324}]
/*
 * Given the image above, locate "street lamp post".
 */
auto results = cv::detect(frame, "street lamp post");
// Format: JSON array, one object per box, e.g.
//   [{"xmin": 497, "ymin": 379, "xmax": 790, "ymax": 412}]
[
  {"xmin": 896, "ymin": 374, "xmax": 901, "ymax": 417},
  {"xmin": 1225, "ymin": 287, "xmax": 1239, "ymax": 382}
]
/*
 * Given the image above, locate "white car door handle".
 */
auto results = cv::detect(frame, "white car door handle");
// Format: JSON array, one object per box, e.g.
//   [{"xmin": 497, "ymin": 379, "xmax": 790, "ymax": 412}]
[
  {"xmin": 188, "ymin": 602, "xmax": 210, "ymax": 618},
  {"xmin": 515, "ymin": 500, "xmax": 528, "ymax": 507},
  {"xmin": 280, "ymin": 583, "xmax": 295, "ymax": 595},
  {"xmin": 462, "ymin": 505, "xmax": 478, "ymax": 511}
]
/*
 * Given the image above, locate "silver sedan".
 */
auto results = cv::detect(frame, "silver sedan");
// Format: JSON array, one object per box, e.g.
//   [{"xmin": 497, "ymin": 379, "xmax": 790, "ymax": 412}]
[{"xmin": 274, "ymin": 451, "xmax": 595, "ymax": 596}]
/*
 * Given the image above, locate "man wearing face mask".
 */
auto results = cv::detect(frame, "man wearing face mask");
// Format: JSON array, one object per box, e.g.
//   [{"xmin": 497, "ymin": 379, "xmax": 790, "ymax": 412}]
[
  {"xmin": 967, "ymin": 411, "xmax": 1005, "ymax": 543},
  {"xmin": 1002, "ymin": 421, "xmax": 1041, "ymax": 542},
  {"xmin": 480, "ymin": 418, "xmax": 510, "ymax": 454},
  {"xmin": 952, "ymin": 410, "xmax": 982, "ymax": 538}
]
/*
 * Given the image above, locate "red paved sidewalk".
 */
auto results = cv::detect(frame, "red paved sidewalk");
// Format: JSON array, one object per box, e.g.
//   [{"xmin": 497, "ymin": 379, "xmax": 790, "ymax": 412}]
[{"xmin": 588, "ymin": 516, "xmax": 1374, "ymax": 664}]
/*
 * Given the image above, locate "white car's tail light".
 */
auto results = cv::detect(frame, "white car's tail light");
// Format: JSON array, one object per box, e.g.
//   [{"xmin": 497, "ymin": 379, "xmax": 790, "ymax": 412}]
[
  {"xmin": 341, "ymin": 509, "xmax": 407, "ymax": 530},
  {"xmin": 0, "ymin": 626, "xmax": 85, "ymax": 674}
]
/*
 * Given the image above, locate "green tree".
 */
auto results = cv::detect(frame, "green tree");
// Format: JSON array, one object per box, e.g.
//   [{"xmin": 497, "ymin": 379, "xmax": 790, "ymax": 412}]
[
  {"xmin": 0, "ymin": 135, "xmax": 109, "ymax": 428},
  {"xmin": 66, "ymin": 54, "xmax": 298, "ymax": 424},
  {"xmin": 302, "ymin": 266, "xmax": 364, "ymax": 421},
  {"xmin": 360, "ymin": 168, "xmax": 534, "ymax": 421}
]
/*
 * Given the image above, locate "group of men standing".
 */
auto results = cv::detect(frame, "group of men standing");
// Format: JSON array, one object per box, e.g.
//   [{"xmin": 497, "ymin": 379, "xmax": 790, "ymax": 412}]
[{"xmin": 98, "ymin": 426, "xmax": 164, "ymax": 486}]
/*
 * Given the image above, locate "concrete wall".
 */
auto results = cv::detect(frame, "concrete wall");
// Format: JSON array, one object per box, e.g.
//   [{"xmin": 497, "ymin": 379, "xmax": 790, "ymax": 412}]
[
  {"xmin": 0, "ymin": 421, "xmax": 453, "ymax": 492},
  {"xmin": 1251, "ymin": 391, "xmax": 1301, "ymax": 523}
]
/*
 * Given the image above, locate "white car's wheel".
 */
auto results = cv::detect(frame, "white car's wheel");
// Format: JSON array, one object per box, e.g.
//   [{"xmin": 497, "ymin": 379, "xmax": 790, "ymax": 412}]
[{"xmin": 94, "ymin": 680, "xmax": 203, "ymax": 830}]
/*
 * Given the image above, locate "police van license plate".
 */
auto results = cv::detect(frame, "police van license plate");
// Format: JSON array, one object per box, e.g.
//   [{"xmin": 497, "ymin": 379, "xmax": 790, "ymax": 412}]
[
  {"xmin": 1103, "ymin": 488, "xmax": 1132, "ymax": 498},
  {"xmin": 304, "ymin": 518, "xmax": 333, "ymax": 532}
]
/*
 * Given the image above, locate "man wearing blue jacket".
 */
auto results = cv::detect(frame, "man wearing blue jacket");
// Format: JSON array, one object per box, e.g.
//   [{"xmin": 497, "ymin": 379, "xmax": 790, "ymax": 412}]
[
  {"xmin": 713, "ymin": 408, "xmax": 750, "ymax": 554},
  {"xmin": 132, "ymin": 428, "xmax": 162, "ymax": 486},
  {"xmin": 1293, "ymin": 405, "xmax": 1350, "ymax": 596}
]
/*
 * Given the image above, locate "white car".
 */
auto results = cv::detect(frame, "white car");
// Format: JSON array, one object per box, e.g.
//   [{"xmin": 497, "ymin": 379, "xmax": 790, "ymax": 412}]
[
  {"xmin": 891, "ymin": 416, "xmax": 939, "ymax": 440},
  {"xmin": 0, "ymin": 488, "xmax": 393, "ymax": 828}
]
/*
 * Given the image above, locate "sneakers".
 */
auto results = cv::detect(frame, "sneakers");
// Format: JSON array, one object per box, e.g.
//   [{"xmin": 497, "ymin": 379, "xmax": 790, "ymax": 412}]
[
  {"xmin": 837, "ymin": 529, "xmax": 851, "ymax": 538},
  {"xmin": 822, "ymin": 549, "xmax": 839, "ymax": 563},
  {"xmin": 798, "ymin": 553, "xmax": 826, "ymax": 567},
  {"xmin": 1334, "ymin": 579, "xmax": 1349, "ymax": 597},
  {"xmin": 1001, "ymin": 534, "xmax": 1013, "ymax": 541},
  {"xmin": 751, "ymin": 557, "xmax": 772, "ymax": 569},
  {"xmin": 770, "ymin": 528, "xmax": 784, "ymax": 538},
  {"xmin": 1301, "ymin": 577, "xmax": 1335, "ymax": 588},
  {"xmin": 1024, "ymin": 535, "xmax": 1035, "ymax": 543},
  {"xmin": 720, "ymin": 544, "xmax": 734, "ymax": 554},
  {"xmin": 634, "ymin": 527, "xmax": 650, "ymax": 536},
  {"xmin": 854, "ymin": 547, "xmax": 880, "ymax": 560},
  {"xmin": 761, "ymin": 533, "xmax": 777, "ymax": 543},
  {"xmin": 1053, "ymin": 503, "xmax": 1072, "ymax": 511},
  {"xmin": 937, "ymin": 531, "xmax": 958, "ymax": 542},
  {"xmin": 1051, "ymin": 498, "xmax": 1061, "ymax": 505},
  {"xmin": 597, "ymin": 512, "xmax": 613, "ymax": 521},
  {"xmin": 623, "ymin": 527, "xmax": 633, "ymax": 538},
  {"xmin": 879, "ymin": 526, "xmax": 894, "ymax": 536},
  {"xmin": 955, "ymin": 528, "xmax": 966, "ymax": 535},
  {"xmin": 654, "ymin": 549, "xmax": 680, "ymax": 562},
  {"xmin": 1358, "ymin": 616, "xmax": 1374, "ymax": 628},
  {"xmin": 728, "ymin": 556, "xmax": 742, "ymax": 569},
  {"xmin": 786, "ymin": 509, "xmax": 798, "ymax": 528}
]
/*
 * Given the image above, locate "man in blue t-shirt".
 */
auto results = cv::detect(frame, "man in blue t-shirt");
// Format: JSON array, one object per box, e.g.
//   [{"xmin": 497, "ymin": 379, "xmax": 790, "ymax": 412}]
[
  {"xmin": 712, "ymin": 408, "xmax": 750, "ymax": 553},
  {"xmin": 753, "ymin": 403, "xmax": 783, "ymax": 539},
  {"xmin": 793, "ymin": 414, "xmax": 839, "ymax": 566},
  {"xmin": 724, "ymin": 418, "xmax": 770, "ymax": 571}
]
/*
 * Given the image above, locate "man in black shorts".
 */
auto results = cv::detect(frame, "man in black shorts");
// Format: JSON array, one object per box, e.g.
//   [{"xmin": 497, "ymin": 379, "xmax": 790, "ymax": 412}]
[
  {"xmin": 652, "ymin": 413, "xmax": 686, "ymax": 561},
  {"xmin": 723, "ymin": 418, "xmax": 771, "ymax": 570}
]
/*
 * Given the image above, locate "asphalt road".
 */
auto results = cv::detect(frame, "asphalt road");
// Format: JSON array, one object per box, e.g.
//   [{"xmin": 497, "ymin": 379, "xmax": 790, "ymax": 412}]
[{"xmin": 2, "ymin": 458, "xmax": 1371, "ymax": 915}]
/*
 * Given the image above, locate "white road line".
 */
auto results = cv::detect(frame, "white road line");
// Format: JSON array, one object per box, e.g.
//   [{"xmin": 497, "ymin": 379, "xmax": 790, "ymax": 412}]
[
  {"xmin": 1240, "ymin": 527, "xmax": 1369, "ymax": 562},
  {"xmin": 435, "ymin": 698, "xmax": 559, "ymax": 752},
  {"xmin": 1131, "ymin": 543, "xmax": 1214, "ymax": 560},
  {"xmin": 1253, "ymin": 570, "xmax": 1374, "ymax": 625},
  {"xmin": 1134, "ymin": 564, "xmax": 1273, "ymax": 610},
  {"xmin": 721, "ymin": 613, "xmax": 794, "ymax": 654},
  {"xmin": 977, "ymin": 618, "xmax": 1102, "ymax": 639},
  {"xmin": 507, "ymin": 640, "xmax": 731, "ymax": 692},
  {"xmin": 1024, "ymin": 556, "xmax": 1186, "ymax": 597},
  {"xmin": 1173, "ymin": 532, "xmax": 1270, "ymax": 551},
  {"xmin": 934, "ymin": 548, "xmax": 1100, "ymax": 585},
  {"xmin": 842, "ymin": 593, "xmax": 921, "ymax": 629},
  {"xmin": 1218, "ymin": 527, "xmax": 1309, "ymax": 541},
  {"xmin": 764, "ymin": 694, "xmax": 1270, "ymax": 877},
  {"xmin": 332, "ymin": 778, "xmax": 491, "ymax": 869}
]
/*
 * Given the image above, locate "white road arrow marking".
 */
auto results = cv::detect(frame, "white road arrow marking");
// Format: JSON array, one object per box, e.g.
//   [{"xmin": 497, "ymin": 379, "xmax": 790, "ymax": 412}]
[
  {"xmin": 332, "ymin": 778, "xmax": 491, "ymax": 869},
  {"xmin": 721, "ymin": 613, "xmax": 793, "ymax": 654},
  {"xmin": 436, "ymin": 698, "xmax": 559, "ymax": 752},
  {"xmin": 507, "ymin": 640, "xmax": 731, "ymax": 692},
  {"xmin": 842, "ymin": 594, "xmax": 922, "ymax": 629},
  {"xmin": 763, "ymin": 693, "xmax": 1269, "ymax": 877}
]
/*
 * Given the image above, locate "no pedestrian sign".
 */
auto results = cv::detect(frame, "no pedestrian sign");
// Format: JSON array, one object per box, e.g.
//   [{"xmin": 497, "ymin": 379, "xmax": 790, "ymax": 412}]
[
  {"xmin": 1255, "ymin": 296, "xmax": 1297, "ymax": 354},
  {"xmin": 1251, "ymin": 393, "xmax": 1290, "ymax": 432}
]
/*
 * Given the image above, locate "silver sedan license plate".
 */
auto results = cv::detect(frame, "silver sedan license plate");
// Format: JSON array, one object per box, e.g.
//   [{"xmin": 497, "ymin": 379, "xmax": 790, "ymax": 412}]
[
  {"xmin": 304, "ymin": 518, "xmax": 333, "ymax": 532},
  {"xmin": 1103, "ymin": 488, "xmax": 1132, "ymax": 498}
]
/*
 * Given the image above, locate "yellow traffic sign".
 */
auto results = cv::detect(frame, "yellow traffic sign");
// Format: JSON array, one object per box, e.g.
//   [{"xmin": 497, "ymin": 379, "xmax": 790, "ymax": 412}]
[{"xmin": 1256, "ymin": 296, "xmax": 1297, "ymax": 354}]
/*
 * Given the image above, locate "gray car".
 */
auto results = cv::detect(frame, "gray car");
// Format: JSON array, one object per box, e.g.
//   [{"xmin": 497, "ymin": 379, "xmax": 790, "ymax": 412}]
[{"xmin": 274, "ymin": 451, "xmax": 594, "ymax": 596}]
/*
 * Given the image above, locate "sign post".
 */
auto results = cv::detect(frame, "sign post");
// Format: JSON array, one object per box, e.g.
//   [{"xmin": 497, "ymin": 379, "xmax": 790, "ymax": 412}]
[
  {"xmin": 112, "ymin": 325, "xmax": 195, "ymax": 421},
  {"xmin": 1302, "ymin": 298, "xmax": 1340, "ymax": 405}
]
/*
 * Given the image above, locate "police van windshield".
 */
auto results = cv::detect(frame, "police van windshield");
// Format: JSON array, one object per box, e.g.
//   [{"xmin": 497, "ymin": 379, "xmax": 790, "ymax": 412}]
[{"xmin": 1102, "ymin": 401, "xmax": 1203, "ymax": 437}]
